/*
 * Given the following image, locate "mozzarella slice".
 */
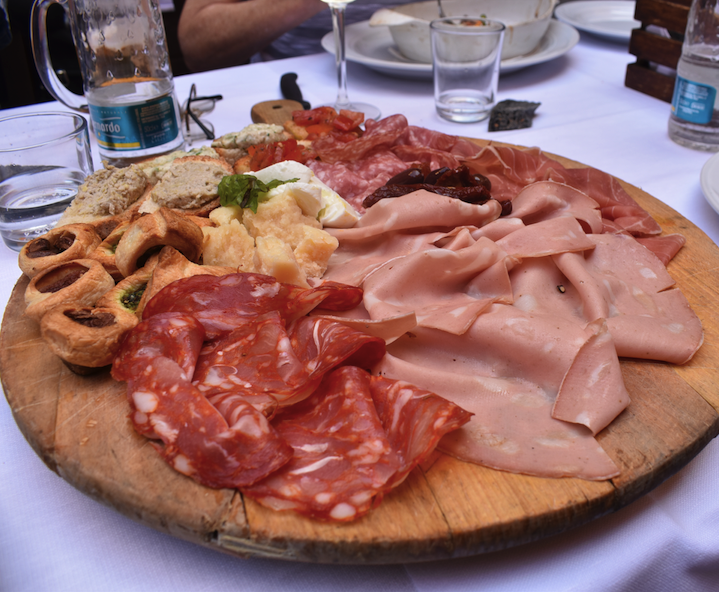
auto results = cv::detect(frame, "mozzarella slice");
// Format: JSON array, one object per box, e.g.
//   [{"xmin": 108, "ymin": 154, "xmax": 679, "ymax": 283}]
[{"xmin": 252, "ymin": 161, "xmax": 360, "ymax": 228}]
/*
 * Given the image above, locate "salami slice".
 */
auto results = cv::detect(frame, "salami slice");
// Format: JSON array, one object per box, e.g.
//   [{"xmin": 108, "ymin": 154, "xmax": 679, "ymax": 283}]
[
  {"xmin": 112, "ymin": 312, "xmax": 205, "ymax": 384},
  {"xmin": 242, "ymin": 366, "xmax": 402, "ymax": 521},
  {"xmin": 192, "ymin": 311, "xmax": 322, "ymax": 409},
  {"xmin": 312, "ymin": 114, "xmax": 409, "ymax": 164},
  {"xmin": 112, "ymin": 310, "xmax": 293, "ymax": 487},
  {"xmin": 288, "ymin": 316, "xmax": 386, "ymax": 372},
  {"xmin": 369, "ymin": 374, "xmax": 473, "ymax": 488},
  {"xmin": 242, "ymin": 366, "xmax": 471, "ymax": 521},
  {"xmin": 130, "ymin": 357, "xmax": 292, "ymax": 489},
  {"xmin": 192, "ymin": 314, "xmax": 386, "ymax": 423},
  {"xmin": 142, "ymin": 273, "xmax": 363, "ymax": 339}
]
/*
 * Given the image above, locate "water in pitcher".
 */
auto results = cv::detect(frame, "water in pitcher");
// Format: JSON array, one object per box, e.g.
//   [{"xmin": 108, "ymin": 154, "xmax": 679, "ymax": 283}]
[
  {"xmin": 32, "ymin": 0, "xmax": 185, "ymax": 164},
  {"xmin": 87, "ymin": 78, "xmax": 184, "ymax": 164}
]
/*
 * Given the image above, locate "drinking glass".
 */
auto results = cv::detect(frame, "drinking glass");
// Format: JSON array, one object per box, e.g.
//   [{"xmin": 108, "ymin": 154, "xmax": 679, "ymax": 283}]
[
  {"xmin": 431, "ymin": 18, "xmax": 505, "ymax": 123},
  {"xmin": 0, "ymin": 112, "xmax": 93, "ymax": 251},
  {"xmin": 322, "ymin": 0, "xmax": 381, "ymax": 120}
]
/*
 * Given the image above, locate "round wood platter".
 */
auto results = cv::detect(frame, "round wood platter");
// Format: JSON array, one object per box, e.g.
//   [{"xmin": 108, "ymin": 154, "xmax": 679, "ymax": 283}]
[{"xmin": 3, "ymin": 142, "xmax": 719, "ymax": 565}]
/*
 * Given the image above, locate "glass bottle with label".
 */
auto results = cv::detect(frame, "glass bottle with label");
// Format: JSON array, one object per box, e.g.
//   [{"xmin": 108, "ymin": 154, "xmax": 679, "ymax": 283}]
[
  {"xmin": 32, "ymin": 0, "xmax": 185, "ymax": 164},
  {"xmin": 668, "ymin": 0, "xmax": 719, "ymax": 151}
]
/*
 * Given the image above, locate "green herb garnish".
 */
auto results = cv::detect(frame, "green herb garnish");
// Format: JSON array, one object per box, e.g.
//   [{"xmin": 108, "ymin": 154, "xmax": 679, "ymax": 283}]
[{"xmin": 218, "ymin": 174, "xmax": 299, "ymax": 213}]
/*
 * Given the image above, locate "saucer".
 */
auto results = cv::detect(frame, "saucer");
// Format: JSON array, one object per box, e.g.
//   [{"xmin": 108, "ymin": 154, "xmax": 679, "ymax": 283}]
[
  {"xmin": 554, "ymin": 1, "xmax": 639, "ymax": 42},
  {"xmin": 700, "ymin": 151, "xmax": 719, "ymax": 215},
  {"xmin": 321, "ymin": 19, "xmax": 580, "ymax": 80}
]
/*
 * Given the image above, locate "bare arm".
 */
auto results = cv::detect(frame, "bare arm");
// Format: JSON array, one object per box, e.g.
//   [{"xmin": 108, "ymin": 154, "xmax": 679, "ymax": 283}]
[{"xmin": 178, "ymin": 0, "xmax": 327, "ymax": 72}]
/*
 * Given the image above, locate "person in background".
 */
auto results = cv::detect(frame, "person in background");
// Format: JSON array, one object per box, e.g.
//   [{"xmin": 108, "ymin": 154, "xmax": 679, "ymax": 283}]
[{"xmin": 178, "ymin": 0, "xmax": 400, "ymax": 72}]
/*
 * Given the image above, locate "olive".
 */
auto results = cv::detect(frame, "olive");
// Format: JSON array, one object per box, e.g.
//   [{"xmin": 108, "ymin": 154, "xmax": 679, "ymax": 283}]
[{"xmin": 385, "ymin": 166, "xmax": 426, "ymax": 186}]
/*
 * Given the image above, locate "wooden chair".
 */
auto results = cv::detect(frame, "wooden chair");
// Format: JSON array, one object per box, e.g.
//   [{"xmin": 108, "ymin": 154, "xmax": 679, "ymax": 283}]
[{"xmin": 625, "ymin": 0, "xmax": 692, "ymax": 103}]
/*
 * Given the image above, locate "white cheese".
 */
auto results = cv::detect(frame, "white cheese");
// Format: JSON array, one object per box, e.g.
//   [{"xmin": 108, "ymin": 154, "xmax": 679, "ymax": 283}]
[{"xmin": 251, "ymin": 161, "xmax": 360, "ymax": 228}]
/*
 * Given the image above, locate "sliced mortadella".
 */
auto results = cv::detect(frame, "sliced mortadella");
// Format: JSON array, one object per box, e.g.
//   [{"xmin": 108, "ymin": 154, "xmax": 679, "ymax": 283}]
[{"xmin": 553, "ymin": 319, "xmax": 630, "ymax": 435}]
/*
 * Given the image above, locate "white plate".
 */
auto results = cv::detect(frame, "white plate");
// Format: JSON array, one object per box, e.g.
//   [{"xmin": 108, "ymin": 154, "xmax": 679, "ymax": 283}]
[
  {"xmin": 554, "ymin": 1, "xmax": 639, "ymax": 42},
  {"xmin": 321, "ymin": 19, "xmax": 580, "ymax": 80},
  {"xmin": 700, "ymin": 152, "xmax": 719, "ymax": 215}
]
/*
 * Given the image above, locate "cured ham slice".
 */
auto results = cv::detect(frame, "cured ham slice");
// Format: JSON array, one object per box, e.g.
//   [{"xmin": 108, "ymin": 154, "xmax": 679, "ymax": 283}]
[
  {"xmin": 636, "ymin": 234, "xmax": 686, "ymax": 266},
  {"xmin": 508, "ymin": 181, "xmax": 603, "ymax": 234},
  {"xmin": 557, "ymin": 234, "xmax": 703, "ymax": 364},
  {"xmin": 496, "ymin": 216, "xmax": 596, "ymax": 259},
  {"xmin": 243, "ymin": 366, "xmax": 472, "ymax": 521},
  {"xmin": 330, "ymin": 190, "xmax": 502, "ymax": 242},
  {"xmin": 464, "ymin": 145, "xmax": 661, "ymax": 237}
]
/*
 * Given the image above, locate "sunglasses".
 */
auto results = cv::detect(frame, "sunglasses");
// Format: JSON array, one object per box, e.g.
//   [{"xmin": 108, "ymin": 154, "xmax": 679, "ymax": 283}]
[{"xmin": 182, "ymin": 84, "xmax": 223, "ymax": 143}]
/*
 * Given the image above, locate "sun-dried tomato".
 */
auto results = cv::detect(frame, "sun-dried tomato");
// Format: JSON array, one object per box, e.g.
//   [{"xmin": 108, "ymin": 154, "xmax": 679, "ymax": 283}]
[
  {"xmin": 292, "ymin": 106, "xmax": 337, "ymax": 127},
  {"xmin": 333, "ymin": 110, "xmax": 364, "ymax": 132},
  {"xmin": 247, "ymin": 139, "xmax": 314, "ymax": 171}
]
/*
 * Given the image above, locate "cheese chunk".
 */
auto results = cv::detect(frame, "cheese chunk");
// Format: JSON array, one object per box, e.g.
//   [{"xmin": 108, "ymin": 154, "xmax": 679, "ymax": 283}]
[
  {"xmin": 209, "ymin": 204, "xmax": 244, "ymax": 226},
  {"xmin": 252, "ymin": 160, "xmax": 360, "ymax": 228},
  {"xmin": 243, "ymin": 193, "xmax": 320, "ymax": 249},
  {"xmin": 254, "ymin": 236, "xmax": 309, "ymax": 288},
  {"xmin": 202, "ymin": 219, "xmax": 255, "ymax": 271},
  {"xmin": 294, "ymin": 226, "xmax": 339, "ymax": 279}
]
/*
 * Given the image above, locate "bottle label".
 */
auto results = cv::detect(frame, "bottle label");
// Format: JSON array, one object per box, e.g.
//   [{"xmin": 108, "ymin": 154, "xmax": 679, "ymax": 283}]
[
  {"xmin": 88, "ymin": 95, "xmax": 180, "ymax": 152},
  {"xmin": 671, "ymin": 76, "xmax": 717, "ymax": 125}
]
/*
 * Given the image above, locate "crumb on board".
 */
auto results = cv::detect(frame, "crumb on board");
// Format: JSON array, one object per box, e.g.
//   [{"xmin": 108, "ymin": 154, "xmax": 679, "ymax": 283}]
[{"xmin": 489, "ymin": 100, "xmax": 541, "ymax": 131}]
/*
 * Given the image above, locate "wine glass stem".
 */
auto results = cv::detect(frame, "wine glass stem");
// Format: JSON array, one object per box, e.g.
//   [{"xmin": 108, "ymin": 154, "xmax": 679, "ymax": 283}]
[{"xmin": 329, "ymin": 3, "xmax": 351, "ymax": 111}]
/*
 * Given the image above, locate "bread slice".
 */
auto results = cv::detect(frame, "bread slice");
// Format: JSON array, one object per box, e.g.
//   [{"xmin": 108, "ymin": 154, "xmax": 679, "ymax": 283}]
[
  {"xmin": 138, "ymin": 155, "xmax": 233, "ymax": 217},
  {"xmin": 56, "ymin": 164, "xmax": 150, "ymax": 229}
]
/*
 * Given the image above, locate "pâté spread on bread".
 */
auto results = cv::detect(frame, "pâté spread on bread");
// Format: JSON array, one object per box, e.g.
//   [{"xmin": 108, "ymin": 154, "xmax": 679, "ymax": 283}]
[{"xmin": 13, "ymin": 107, "xmax": 704, "ymax": 522}]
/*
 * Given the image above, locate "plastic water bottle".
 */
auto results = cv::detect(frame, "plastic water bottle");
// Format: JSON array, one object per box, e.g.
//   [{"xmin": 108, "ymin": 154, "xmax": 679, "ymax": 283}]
[
  {"xmin": 668, "ymin": 0, "xmax": 719, "ymax": 151},
  {"xmin": 32, "ymin": 0, "xmax": 185, "ymax": 164}
]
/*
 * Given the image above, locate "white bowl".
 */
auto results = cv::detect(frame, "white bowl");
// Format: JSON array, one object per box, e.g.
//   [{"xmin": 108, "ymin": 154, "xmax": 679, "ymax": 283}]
[{"xmin": 369, "ymin": 0, "xmax": 558, "ymax": 62}]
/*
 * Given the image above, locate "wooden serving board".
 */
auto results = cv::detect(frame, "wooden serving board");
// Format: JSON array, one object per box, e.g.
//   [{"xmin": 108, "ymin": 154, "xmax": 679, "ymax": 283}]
[{"xmin": 3, "ymin": 143, "xmax": 719, "ymax": 564}]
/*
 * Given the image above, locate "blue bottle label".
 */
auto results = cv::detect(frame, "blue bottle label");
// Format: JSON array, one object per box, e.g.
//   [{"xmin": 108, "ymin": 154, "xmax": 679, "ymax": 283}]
[
  {"xmin": 671, "ymin": 76, "xmax": 717, "ymax": 124},
  {"xmin": 88, "ymin": 95, "xmax": 180, "ymax": 151}
]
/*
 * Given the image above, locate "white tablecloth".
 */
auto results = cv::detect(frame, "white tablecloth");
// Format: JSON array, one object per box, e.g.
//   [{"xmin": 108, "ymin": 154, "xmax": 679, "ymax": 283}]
[{"xmin": 2, "ymin": 27, "xmax": 719, "ymax": 592}]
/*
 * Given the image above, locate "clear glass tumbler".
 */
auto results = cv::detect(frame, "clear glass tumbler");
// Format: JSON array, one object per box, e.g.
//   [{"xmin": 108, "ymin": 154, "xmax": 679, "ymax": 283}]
[
  {"xmin": 0, "ymin": 112, "xmax": 93, "ymax": 251},
  {"xmin": 430, "ymin": 18, "xmax": 505, "ymax": 123}
]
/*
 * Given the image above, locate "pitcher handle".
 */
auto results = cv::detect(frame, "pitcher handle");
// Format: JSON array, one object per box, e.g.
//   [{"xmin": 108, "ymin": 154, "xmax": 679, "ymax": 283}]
[{"xmin": 31, "ymin": 0, "xmax": 88, "ymax": 113}]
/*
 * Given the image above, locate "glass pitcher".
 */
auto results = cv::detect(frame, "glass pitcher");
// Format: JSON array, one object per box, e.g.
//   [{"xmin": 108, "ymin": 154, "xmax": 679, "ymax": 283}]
[{"xmin": 31, "ymin": 0, "xmax": 184, "ymax": 163}]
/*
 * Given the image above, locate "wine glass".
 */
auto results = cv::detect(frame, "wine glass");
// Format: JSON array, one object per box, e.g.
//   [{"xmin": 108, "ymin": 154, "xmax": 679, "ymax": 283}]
[{"xmin": 322, "ymin": 0, "xmax": 381, "ymax": 120}]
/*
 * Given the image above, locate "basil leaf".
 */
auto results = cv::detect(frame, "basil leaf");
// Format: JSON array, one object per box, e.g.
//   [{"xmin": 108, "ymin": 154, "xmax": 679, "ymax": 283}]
[{"xmin": 218, "ymin": 174, "xmax": 299, "ymax": 214}]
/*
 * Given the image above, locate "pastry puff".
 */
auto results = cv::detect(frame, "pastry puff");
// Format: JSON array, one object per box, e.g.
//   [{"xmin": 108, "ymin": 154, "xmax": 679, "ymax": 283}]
[
  {"xmin": 96, "ymin": 254, "xmax": 160, "ymax": 318},
  {"xmin": 88, "ymin": 222, "xmax": 130, "ymax": 281},
  {"xmin": 40, "ymin": 306, "xmax": 138, "ymax": 370},
  {"xmin": 114, "ymin": 208, "xmax": 203, "ymax": 278},
  {"xmin": 24, "ymin": 259, "xmax": 116, "ymax": 324},
  {"xmin": 18, "ymin": 224, "xmax": 102, "ymax": 279}
]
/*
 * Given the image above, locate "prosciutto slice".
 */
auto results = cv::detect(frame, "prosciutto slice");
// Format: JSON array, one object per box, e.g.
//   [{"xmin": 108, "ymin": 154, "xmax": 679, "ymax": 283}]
[{"xmin": 464, "ymin": 145, "xmax": 661, "ymax": 236}]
